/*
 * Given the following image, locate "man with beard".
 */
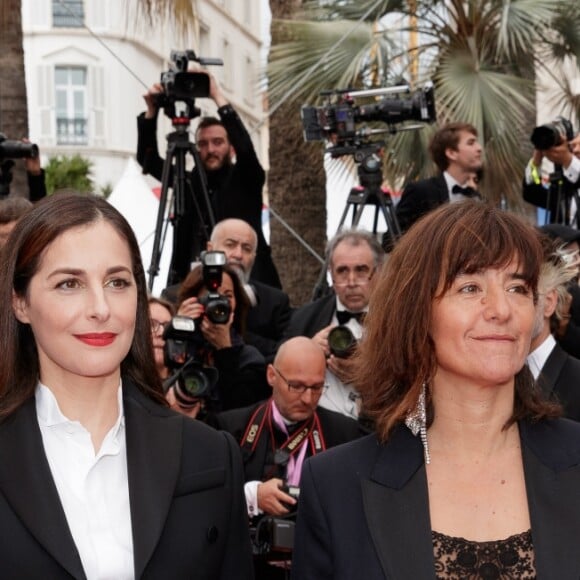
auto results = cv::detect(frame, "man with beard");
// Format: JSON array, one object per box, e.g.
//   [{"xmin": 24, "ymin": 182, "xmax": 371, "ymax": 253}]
[
  {"xmin": 137, "ymin": 69, "xmax": 280, "ymax": 288},
  {"xmin": 396, "ymin": 122, "xmax": 484, "ymax": 233},
  {"xmin": 283, "ymin": 229, "xmax": 384, "ymax": 420}
]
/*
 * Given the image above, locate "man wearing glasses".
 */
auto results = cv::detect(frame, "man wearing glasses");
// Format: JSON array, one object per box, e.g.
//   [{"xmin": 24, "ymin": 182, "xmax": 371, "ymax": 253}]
[
  {"xmin": 215, "ymin": 337, "xmax": 362, "ymax": 577},
  {"xmin": 284, "ymin": 229, "xmax": 384, "ymax": 420}
]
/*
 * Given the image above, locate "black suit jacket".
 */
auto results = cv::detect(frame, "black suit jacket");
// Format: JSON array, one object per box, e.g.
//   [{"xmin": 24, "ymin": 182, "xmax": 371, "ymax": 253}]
[
  {"xmin": 537, "ymin": 342, "xmax": 580, "ymax": 421},
  {"xmin": 292, "ymin": 419, "xmax": 580, "ymax": 580},
  {"xmin": 0, "ymin": 381, "xmax": 253, "ymax": 579},
  {"xmin": 396, "ymin": 174, "xmax": 449, "ymax": 233},
  {"xmin": 283, "ymin": 293, "xmax": 336, "ymax": 340},
  {"xmin": 215, "ymin": 402, "xmax": 364, "ymax": 483}
]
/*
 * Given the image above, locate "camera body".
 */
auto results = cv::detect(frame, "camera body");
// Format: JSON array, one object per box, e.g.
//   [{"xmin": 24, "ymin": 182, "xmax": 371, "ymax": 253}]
[
  {"xmin": 0, "ymin": 134, "xmax": 38, "ymax": 161},
  {"xmin": 530, "ymin": 116, "xmax": 575, "ymax": 150},
  {"xmin": 301, "ymin": 82, "xmax": 436, "ymax": 148},
  {"xmin": 199, "ymin": 251, "xmax": 232, "ymax": 324}
]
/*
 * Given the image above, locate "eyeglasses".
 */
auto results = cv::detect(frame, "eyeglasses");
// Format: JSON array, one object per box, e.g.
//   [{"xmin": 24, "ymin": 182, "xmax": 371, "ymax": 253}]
[
  {"xmin": 273, "ymin": 367, "xmax": 326, "ymax": 394},
  {"xmin": 150, "ymin": 319, "xmax": 169, "ymax": 334},
  {"xmin": 332, "ymin": 266, "xmax": 375, "ymax": 287}
]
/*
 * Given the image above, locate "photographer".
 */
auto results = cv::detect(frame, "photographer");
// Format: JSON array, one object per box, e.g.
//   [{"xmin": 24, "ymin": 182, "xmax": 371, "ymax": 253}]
[
  {"xmin": 523, "ymin": 119, "xmax": 580, "ymax": 226},
  {"xmin": 174, "ymin": 260, "xmax": 270, "ymax": 414},
  {"xmin": 214, "ymin": 337, "xmax": 363, "ymax": 579},
  {"xmin": 136, "ymin": 67, "xmax": 280, "ymax": 289}
]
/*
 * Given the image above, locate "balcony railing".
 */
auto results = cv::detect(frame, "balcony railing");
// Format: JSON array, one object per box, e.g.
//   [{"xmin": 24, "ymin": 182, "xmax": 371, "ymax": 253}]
[{"xmin": 56, "ymin": 118, "xmax": 88, "ymax": 145}]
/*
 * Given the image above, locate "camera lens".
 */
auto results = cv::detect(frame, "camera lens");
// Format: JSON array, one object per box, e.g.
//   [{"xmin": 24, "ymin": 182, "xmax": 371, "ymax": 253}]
[{"xmin": 328, "ymin": 326, "xmax": 357, "ymax": 358}]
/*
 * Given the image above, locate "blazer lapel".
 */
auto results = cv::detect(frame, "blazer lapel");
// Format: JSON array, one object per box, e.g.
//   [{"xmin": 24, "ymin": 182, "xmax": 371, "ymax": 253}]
[
  {"xmin": 0, "ymin": 397, "xmax": 86, "ymax": 579},
  {"xmin": 123, "ymin": 383, "xmax": 182, "ymax": 579},
  {"xmin": 520, "ymin": 420, "xmax": 580, "ymax": 579},
  {"xmin": 538, "ymin": 344, "xmax": 566, "ymax": 397},
  {"xmin": 362, "ymin": 427, "xmax": 436, "ymax": 579}
]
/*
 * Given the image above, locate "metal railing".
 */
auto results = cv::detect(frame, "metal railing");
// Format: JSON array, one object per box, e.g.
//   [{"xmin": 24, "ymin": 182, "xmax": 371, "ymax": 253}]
[{"xmin": 56, "ymin": 117, "xmax": 88, "ymax": 145}]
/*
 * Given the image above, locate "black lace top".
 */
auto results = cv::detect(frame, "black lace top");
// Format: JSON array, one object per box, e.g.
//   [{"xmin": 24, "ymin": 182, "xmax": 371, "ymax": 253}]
[{"xmin": 432, "ymin": 529, "xmax": 536, "ymax": 579}]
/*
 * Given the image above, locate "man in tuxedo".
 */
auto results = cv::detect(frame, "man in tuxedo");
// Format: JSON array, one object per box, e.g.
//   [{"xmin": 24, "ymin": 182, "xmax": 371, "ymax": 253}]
[
  {"xmin": 214, "ymin": 337, "xmax": 363, "ymax": 578},
  {"xmin": 528, "ymin": 234, "xmax": 580, "ymax": 420},
  {"xmin": 523, "ymin": 132, "xmax": 580, "ymax": 226},
  {"xmin": 284, "ymin": 229, "xmax": 384, "ymax": 419},
  {"xmin": 207, "ymin": 218, "xmax": 292, "ymax": 362},
  {"xmin": 396, "ymin": 122, "xmax": 483, "ymax": 233}
]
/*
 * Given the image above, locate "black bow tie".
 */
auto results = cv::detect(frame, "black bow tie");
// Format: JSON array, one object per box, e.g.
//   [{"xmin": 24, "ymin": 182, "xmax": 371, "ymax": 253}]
[
  {"xmin": 336, "ymin": 310, "xmax": 366, "ymax": 325},
  {"xmin": 452, "ymin": 184, "xmax": 480, "ymax": 199}
]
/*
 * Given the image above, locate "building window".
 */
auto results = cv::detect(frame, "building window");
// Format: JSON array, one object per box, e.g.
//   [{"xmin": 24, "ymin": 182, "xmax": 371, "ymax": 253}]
[
  {"xmin": 52, "ymin": 0, "xmax": 84, "ymax": 28},
  {"xmin": 55, "ymin": 66, "xmax": 88, "ymax": 146}
]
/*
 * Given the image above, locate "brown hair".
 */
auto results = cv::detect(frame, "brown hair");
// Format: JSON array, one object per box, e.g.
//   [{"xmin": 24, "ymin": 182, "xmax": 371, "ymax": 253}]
[
  {"xmin": 355, "ymin": 201, "xmax": 561, "ymax": 441},
  {"xmin": 429, "ymin": 122, "xmax": 478, "ymax": 172},
  {"xmin": 0, "ymin": 192, "xmax": 166, "ymax": 417},
  {"xmin": 0, "ymin": 197, "xmax": 33, "ymax": 225},
  {"xmin": 177, "ymin": 263, "xmax": 250, "ymax": 337}
]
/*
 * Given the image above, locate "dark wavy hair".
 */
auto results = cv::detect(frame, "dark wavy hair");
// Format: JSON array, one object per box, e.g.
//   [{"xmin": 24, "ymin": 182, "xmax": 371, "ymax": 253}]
[
  {"xmin": 0, "ymin": 192, "xmax": 166, "ymax": 418},
  {"xmin": 429, "ymin": 122, "xmax": 478, "ymax": 172},
  {"xmin": 177, "ymin": 263, "xmax": 250, "ymax": 337},
  {"xmin": 355, "ymin": 201, "xmax": 561, "ymax": 442}
]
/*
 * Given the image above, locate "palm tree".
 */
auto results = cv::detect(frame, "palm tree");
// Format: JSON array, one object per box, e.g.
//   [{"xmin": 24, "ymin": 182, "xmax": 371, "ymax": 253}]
[{"xmin": 268, "ymin": 0, "xmax": 580, "ymax": 214}]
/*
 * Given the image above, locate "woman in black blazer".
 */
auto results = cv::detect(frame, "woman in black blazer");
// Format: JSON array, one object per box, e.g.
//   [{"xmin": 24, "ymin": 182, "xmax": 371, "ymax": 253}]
[
  {"xmin": 0, "ymin": 192, "xmax": 253, "ymax": 579},
  {"xmin": 292, "ymin": 201, "xmax": 580, "ymax": 580}
]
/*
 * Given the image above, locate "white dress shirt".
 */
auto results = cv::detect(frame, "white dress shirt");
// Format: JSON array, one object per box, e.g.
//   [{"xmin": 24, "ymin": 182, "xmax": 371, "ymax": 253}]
[
  {"xmin": 36, "ymin": 382, "xmax": 134, "ymax": 580},
  {"xmin": 527, "ymin": 334, "xmax": 557, "ymax": 380}
]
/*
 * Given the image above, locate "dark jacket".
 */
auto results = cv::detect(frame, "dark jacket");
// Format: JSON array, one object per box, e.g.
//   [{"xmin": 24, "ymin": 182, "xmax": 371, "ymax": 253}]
[
  {"xmin": 291, "ymin": 419, "xmax": 580, "ymax": 580},
  {"xmin": 283, "ymin": 292, "xmax": 336, "ymax": 340},
  {"xmin": 136, "ymin": 105, "xmax": 280, "ymax": 288},
  {"xmin": 0, "ymin": 380, "xmax": 253, "ymax": 579}
]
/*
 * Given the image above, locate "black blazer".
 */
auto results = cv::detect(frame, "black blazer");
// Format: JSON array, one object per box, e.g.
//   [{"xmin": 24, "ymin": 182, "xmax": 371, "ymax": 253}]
[
  {"xmin": 283, "ymin": 293, "xmax": 336, "ymax": 340},
  {"xmin": 396, "ymin": 175, "xmax": 449, "ymax": 233},
  {"xmin": 215, "ymin": 402, "xmax": 364, "ymax": 483},
  {"xmin": 292, "ymin": 420, "xmax": 580, "ymax": 579},
  {"xmin": 537, "ymin": 342, "xmax": 580, "ymax": 421},
  {"xmin": 0, "ymin": 381, "xmax": 253, "ymax": 579}
]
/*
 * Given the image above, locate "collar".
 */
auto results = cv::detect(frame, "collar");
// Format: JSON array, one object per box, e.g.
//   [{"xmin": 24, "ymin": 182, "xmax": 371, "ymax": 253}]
[{"xmin": 527, "ymin": 334, "xmax": 557, "ymax": 379}]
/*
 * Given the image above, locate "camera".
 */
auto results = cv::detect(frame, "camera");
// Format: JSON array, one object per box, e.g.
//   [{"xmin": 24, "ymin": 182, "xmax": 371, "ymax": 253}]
[
  {"xmin": 0, "ymin": 134, "xmax": 38, "ymax": 160},
  {"xmin": 199, "ymin": 251, "xmax": 232, "ymax": 324},
  {"xmin": 530, "ymin": 116, "xmax": 575, "ymax": 150},
  {"xmin": 301, "ymin": 82, "xmax": 436, "ymax": 148},
  {"xmin": 154, "ymin": 49, "xmax": 223, "ymax": 118},
  {"xmin": 162, "ymin": 315, "xmax": 218, "ymax": 407},
  {"xmin": 328, "ymin": 326, "xmax": 357, "ymax": 358}
]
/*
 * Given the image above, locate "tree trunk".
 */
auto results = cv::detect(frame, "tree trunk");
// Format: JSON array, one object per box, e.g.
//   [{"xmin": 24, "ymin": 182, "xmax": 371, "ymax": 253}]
[
  {"xmin": 268, "ymin": 0, "xmax": 328, "ymax": 307},
  {"xmin": 0, "ymin": 0, "xmax": 30, "ymax": 198}
]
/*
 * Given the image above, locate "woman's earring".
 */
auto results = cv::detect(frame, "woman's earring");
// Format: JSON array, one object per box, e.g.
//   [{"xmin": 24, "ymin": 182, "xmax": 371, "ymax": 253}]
[{"xmin": 405, "ymin": 383, "xmax": 430, "ymax": 464}]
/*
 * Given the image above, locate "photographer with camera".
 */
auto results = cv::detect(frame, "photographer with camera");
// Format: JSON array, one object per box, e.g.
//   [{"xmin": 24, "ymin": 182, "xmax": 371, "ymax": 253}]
[
  {"xmin": 283, "ymin": 229, "xmax": 384, "ymax": 421},
  {"xmin": 137, "ymin": 64, "xmax": 280, "ymax": 289},
  {"xmin": 215, "ymin": 337, "xmax": 363, "ymax": 579},
  {"xmin": 0, "ymin": 135, "xmax": 46, "ymax": 201},
  {"xmin": 170, "ymin": 253, "xmax": 270, "ymax": 415},
  {"xmin": 524, "ymin": 117, "xmax": 580, "ymax": 226}
]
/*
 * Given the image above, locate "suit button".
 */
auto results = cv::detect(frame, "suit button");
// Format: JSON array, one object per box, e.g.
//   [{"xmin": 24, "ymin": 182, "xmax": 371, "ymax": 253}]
[{"xmin": 207, "ymin": 526, "xmax": 219, "ymax": 544}]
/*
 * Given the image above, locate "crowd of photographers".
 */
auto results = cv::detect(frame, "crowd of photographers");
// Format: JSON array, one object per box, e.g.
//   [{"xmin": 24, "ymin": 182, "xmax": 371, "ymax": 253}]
[{"xmin": 4, "ymin": 60, "xmax": 580, "ymax": 579}]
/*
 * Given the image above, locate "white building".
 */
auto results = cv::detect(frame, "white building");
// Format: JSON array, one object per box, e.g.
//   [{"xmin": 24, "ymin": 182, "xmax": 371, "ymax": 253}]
[{"xmin": 21, "ymin": 0, "xmax": 269, "ymax": 191}]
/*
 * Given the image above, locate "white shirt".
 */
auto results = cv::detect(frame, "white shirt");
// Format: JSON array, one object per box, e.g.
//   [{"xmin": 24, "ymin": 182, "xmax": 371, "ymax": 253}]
[
  {"xmin": 527, "ymin": 334, "xmax": 557, "ymax": 380},
  {"xmin": 36, "ymin": 382, "xmax": 134, "ymax": 580},
  {"xmin": 318, "ymin": 297, "xmax": 365, "ymax": 420},
  {"xmin": 444, "ymin": 171, "xmax": 473, "ymax": 204}
]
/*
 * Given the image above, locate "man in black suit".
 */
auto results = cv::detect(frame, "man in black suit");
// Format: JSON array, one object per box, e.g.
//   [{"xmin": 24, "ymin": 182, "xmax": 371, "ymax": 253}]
[
  {"xmin": 207, "ymin": 218, "xmax": 292, "ymax": 362},
  {"xmin": 528, "ymin": 234, "xmax": 580, "ymax": 420},
  {"xmin": 523, "ymin": 132, "xmax": 580, "ymax": 226},
  {"xmin": 215, "ymin": 337, "xmax": 362, "ymax": 578},
  {"xmin": 396, "ymin": 121, "xmax": 483, "ymax": 232},
  {"xmin": 284, "ymin": 229, "xmax": 384, "ymax": 420}
]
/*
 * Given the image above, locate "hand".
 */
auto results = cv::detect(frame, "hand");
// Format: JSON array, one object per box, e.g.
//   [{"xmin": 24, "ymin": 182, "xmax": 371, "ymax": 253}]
[
  {"xmin": 21, "ymin": 138, "xmax": 41, "ymax": 175},
  {"xmin": 177, "ymin": 296, "xmax": 204, "ymax": 320},
  {"xmin": 257, "ymin": 478, "xmax": 296, "ymax": 516},
  {"xmin": 327, "ymin": 354, "xmax": 356, "ymax": 384},
  {"xmin": 312, "ymin": 324, "xmax": 335, "ymax": 357},
  {"xmin": 187, "ymin": 65, "xmax": 228, "ymax": 108},
  {"xmin": 544, "ymin": 139, "xmax": 574, "ymax": 169},
  {"xmin": 143, "ymin": 83, "xmax": 164, "ymax": 119},
  {"xmin": 200, "ymin": 312, "xmax": 233, "ymax": 350},
  {"xmin": 166, "ymin": 387, "xmax": 203, "ymax": 419}
]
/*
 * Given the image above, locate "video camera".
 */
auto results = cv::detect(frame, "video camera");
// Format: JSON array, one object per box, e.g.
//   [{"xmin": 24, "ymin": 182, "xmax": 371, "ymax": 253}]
[
  {"xmin": 530, "ymin": 116, "xmax": 575, "ymax": 150},
  {"xmin": 301, "ymin": 82, "xmax": 436, "ymax": 156},
  {"xmin": 154, "ymin": 49, "xmax": 223, "ymax": 119},
  {"xmin": 0, "ymin": 134, "xmax": 38, "ymax": 161}
]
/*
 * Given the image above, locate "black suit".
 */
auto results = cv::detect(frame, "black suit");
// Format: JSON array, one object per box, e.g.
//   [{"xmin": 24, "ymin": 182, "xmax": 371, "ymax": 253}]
[
  {"xmin": 396, "ymin": 174, "xmax": 449, "ymax": 233},
  {"xmin": 215, "ymin": 402, "xmax": 364, "ymax": 483},
  {"xmin": 245, "ymin": 280, "xmax": 292, "ymax": 362},
  {"xmin": 0, "ymin": 381, "xmax": 253, "ymax": 579},
  {"xmin": 292, "ymin": 419, "xmax": 580, "ymax": 580},
  {"xmin": 283, "ymin": 293, "xmax": 336, "ymax": 340},
  {"xmin": 536, "ymin": 342, "xmax": 580, "ymax": 421}
]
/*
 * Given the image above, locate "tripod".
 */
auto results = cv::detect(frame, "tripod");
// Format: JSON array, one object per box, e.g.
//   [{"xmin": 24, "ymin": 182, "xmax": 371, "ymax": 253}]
[
  {"xmin": 311, "ymin": 145, "xmax": 401, "ymax": 300},
  {"xmin": 544, "ymin": 166, "xmax": 580, "ymax": 227},
  {"xmin": 147, "ymin": 113, "xmax": 216, "ymax": 292}
]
